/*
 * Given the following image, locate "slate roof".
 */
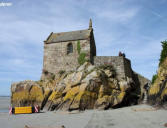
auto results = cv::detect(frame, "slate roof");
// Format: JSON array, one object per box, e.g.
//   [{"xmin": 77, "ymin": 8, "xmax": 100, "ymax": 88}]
[{"xmin": 45, "ymin": 29, "xmax": 92, "ymax": 43}]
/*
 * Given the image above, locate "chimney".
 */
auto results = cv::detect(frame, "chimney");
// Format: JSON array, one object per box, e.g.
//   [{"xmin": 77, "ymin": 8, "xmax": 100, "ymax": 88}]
[{"xmin": 89, "ymin": 18, "xmax": 92, "ymax": 30}]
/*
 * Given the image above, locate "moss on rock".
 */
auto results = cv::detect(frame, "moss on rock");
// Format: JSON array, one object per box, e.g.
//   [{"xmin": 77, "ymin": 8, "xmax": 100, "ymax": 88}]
[
  {"xmin": 64, "ymin": 86, "xmax": 79, "ymax": 101},
  {"xmin": 11, "ymin": 62, "xmax": 140, "ymax": 111},
  {"xmin": 148, "ymin": 58, "xmax": 167, "ymax": 105}
]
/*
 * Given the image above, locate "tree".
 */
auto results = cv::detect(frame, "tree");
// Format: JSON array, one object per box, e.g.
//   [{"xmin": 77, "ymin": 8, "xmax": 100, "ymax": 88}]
[
  {"xmin": 151, "ymin": 74, "xmax": 157, "ymax": 84},
  {"xmin": 159, "ymin": 40, "xmax": 167, "ymax": 66}
]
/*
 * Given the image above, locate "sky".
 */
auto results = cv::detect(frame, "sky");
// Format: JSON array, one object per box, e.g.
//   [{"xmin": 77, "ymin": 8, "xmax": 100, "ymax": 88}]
[{"xmin": 0, "ymin": 0, "xmax": 167, "ymax": 96}]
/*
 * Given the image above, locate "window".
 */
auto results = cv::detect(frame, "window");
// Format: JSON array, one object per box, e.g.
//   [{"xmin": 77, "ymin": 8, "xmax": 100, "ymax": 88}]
[{"xmin": 67, "ymin": 43, "xmax": 73, "ymax": 54}]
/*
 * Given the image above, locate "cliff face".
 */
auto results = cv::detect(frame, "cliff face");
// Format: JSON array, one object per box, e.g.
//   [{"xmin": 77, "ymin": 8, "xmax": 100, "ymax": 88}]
[
  {"xmin": 11, "ymin": 80, "xmax": 52, "ymax": 107},
  {"xmin": 11, "ymin": 62, "xmax": 150, "ymax": 111},
  {"xmin": 148, "ymin": 58, "xmax": 167, "ymax": 105}
]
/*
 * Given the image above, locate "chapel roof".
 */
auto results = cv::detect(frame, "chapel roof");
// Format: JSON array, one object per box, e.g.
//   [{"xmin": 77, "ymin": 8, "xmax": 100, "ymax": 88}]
[{"xmin": 45, "ymin": 29, "xmax": 92, "ymax": 43}]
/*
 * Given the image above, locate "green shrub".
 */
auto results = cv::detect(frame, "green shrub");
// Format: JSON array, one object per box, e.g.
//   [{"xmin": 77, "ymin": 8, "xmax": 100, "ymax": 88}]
[
  {"xmin": 152, "ymin": 74, "xmax": 158, "ymax": 84},
  {"xmin": 78, "ymin": 52, "xmax": 86, "ymax": 65},
  {"xmin": 77, "ymin": 40, "xmax": 89, "ymax": 65},
  {"xmin": 77, "ymin": 40, "xmax": 81, "ymax": 54},
  {"xmin": 159, "ymin": 40, "xmax": 167, "ymax": 66}
]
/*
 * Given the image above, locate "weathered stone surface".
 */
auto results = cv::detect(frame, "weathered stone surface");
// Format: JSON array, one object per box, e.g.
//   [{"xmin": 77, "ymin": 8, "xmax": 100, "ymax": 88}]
[
  {"xmin": 11, "ymin": 81, "xmax": 44, "ymax": 107},
  {"xmin": 45, "ymin": 63, "xmax": 139, "ymax": 111},
  {"xmin": 119, "ymin": 80, "xmax": 130, "ymax": 92},
  {"xmin": 77, "ymin": 62, "xmax": 89, "ymax": 72},
  {"xmin": 87, "ymin": 65, "xmax": 95, "ymax": 72},
  {"xmin": 148, "ymin": 58, "xmax": 167, "ymax": 105},
  {"xmin": 132, "ymin": 72, "xmax": 150, "ymax": 102},
  {"xmin": 11, "ymin": 80, "xmax": 35, "ymax": 93},
  {"xmin": 41, "ymin": 28, "xmax": 96, "ymax": 80},
  {"xmin": 94, "ymin": 56, "xmax": 132, "ymax": 80},
  {"xmin": 11, "ymin": 61, "xmax": 150, "ymax": 111},
  {"xmin": 95, "ymin": 96, "xmax": 113, "ymax": 110},
  {"xmin": 11, "ymin": 80, "xmax": 56, "ymax": 108}
]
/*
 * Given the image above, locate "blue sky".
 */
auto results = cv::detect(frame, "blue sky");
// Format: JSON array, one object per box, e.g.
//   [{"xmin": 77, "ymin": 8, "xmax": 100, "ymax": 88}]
[{"xmin": 0, "ymin": 0, "xmax": 167, "ymax": 95}]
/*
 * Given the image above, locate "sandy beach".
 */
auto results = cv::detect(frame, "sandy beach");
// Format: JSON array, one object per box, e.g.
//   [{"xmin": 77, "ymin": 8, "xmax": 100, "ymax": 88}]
[
  {"xmin": 0, "ymin": 96, "xmax": 10, "ymax": 112},
  {"xmin": 0, "ymin": 103, "xmax": 167, "ymax": 128}
]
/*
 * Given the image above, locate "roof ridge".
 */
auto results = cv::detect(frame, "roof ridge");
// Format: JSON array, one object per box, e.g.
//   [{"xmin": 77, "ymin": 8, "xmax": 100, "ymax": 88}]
[
  {"xmin": 52, "ymin": 29, "xmax": 90, "ymax": 34},
  {"xmin": 45, "ymin": 29, "xmax": 92, "ymax": 43}
]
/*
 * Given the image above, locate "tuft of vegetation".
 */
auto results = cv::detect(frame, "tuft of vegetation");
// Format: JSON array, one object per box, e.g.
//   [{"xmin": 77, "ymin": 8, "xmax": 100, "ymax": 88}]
[
  {"xmin": 77, "ymin": 40, "xmax": 81, "ymax": 54},
  {"xmin": 152, "ymin": 74, "xmax": 158, "ymax": 84},
  {"xmin": 59, "ymin": 70, "xmax": 65, "ymax": 76},
  {"xmin": 78, "ymin": 52, "xmax": 86, "ymax": 65},
  {"xmin": 150, "ymin": 40, "xmax": 167, "ymax": 85},
  {"xmin": 159, "ymin": 40, "xmax": 167, "ymax": 66},
  {"xmin": 77, "ymin": 40, "xmax": 90, "ymax": 65}
]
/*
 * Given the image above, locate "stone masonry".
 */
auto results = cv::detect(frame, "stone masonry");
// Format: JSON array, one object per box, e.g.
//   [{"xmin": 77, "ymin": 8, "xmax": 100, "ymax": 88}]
[
  {"xmin": 41, "ymin": 19, "xmax": 150, "ymax": 90},
  {"xmin": 94, "ymin": 56, "xmax": 132, "ymax": 80},
  {"xmin": 41, "ymin": 19, "xmax": 96, "ymax": 79}
]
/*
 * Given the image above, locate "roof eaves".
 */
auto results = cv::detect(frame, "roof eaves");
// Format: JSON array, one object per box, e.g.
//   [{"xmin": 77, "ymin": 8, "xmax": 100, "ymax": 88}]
[
  {"xmin": 45, "ymin": 38, "xmax": 90, "ymax": 44},
  {"xmin": 44, "ymin": 32, "xmax": 53, "ymax": 43}
]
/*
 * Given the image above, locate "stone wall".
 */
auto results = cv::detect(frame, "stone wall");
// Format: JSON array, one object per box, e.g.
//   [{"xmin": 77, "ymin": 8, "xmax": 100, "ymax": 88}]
[
  {"xmin": 41, "ymin": 39, "xmax": 87, "ymax": 79},
  {"xmin": 124, "ymin": 57, "xmax": 133, "ymax": 78},
  {"xmin": 133, "ymin": 72, "xmax": 150, "ymax": 88},
  {"xmin": 132, "ymin": 72, "xmax": 150, "ymax": 101},
  {"xmin": 94, "ymin": 56, "xmax": 132, "ymax": 80},
  {"xmin": 94, "ymin": 56, "xmax": 151, "ymax": 101},
  {"xmin": 41, "ymin": 36, "xmax": 96, "ymax": 80}
]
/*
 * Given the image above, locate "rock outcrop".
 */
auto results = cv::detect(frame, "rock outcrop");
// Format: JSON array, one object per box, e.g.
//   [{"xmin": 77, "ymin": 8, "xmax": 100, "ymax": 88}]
[
  {"xmin": 11, "ymin": 62, "xmax": 149, "ymax": 111},
  {"xmin": 148, "ymin": 58, "xmax": 167, "ymax": 105},
  {"xmin": 11, "ymin": 80, "xmax": 52, "ymax": 107}
]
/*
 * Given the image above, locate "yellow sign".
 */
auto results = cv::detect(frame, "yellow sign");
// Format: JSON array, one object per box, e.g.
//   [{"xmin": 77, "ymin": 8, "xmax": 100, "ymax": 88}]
[{"xmin": 15, "ymin": 106, "xmax": 32, "ymax": 114}]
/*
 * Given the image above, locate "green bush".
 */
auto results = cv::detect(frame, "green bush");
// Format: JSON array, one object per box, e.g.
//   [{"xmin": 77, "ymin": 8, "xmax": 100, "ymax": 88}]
[
  {"xmin": 159, "ymin": 40, "xmax": 167, "ymax": 66},
  {"xmin": 77, "ymin": 40, "xmax": 81, "ymax": 54},
  {"xmin": 152, "ymin": 74, "xmax": 158, "ymax": 84},
  {"xmin": 78, "ymin": 52, "xmax": 86, "ymax": 65}
]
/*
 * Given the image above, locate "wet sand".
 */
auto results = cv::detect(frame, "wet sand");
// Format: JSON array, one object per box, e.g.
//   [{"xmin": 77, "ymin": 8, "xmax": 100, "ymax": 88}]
[
  {"xmin": 0, "ymin": 97, "xmax": 167, "ymax": 128},
  {"xmin": 0, "ymin": 104, "xmax": 167, "ymax": 128},
  {"xmin": 0, "ymin": 96, "xmax": 10, "ymax": 112}
]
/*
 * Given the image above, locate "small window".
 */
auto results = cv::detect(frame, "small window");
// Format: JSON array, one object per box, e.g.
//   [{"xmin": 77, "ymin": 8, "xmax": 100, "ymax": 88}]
[{"xmin": 67, "ymin": 43, "xmax": 73, "ymax": 54}]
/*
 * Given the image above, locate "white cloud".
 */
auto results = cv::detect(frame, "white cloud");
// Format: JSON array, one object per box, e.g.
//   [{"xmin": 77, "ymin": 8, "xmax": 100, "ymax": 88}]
[
  {"xmin": 0, "ymin": 0, "xmax": 167, "ymax": 95},
  {"xmin": 96, "ymin": 8, "xmax": 139, "ymax": 22}
]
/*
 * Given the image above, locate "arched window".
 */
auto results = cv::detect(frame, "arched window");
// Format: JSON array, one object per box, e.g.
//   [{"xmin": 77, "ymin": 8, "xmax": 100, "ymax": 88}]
[{"xmin": 67, "ymin": 43, "xmax": 73, "ymax": 54}]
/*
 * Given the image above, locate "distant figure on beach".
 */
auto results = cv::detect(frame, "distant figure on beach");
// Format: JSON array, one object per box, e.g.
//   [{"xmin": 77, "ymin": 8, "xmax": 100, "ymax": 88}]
[
  {"xmin": 122, "ymin": 53, "xmax": 126, "ymax": 58},
  {"xmin": 119, "ymin": 51, "xmax": 126, "ymax": 58},
  {"xmin": 119, "ymin": 51, "xmax": 122, "ymax": 56}
]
